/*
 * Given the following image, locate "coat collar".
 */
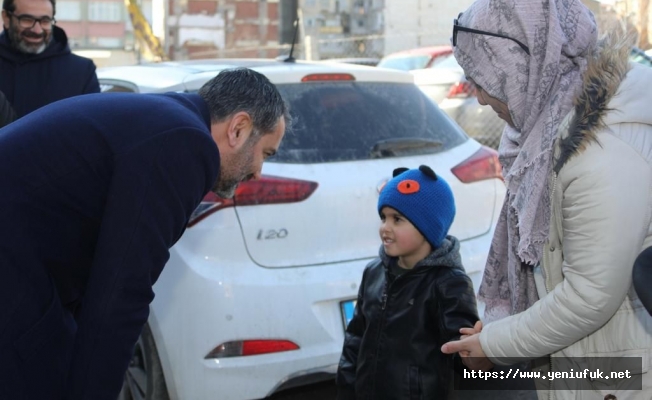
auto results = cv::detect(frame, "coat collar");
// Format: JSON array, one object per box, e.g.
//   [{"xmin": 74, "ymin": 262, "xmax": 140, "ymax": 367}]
[
  {"xmin": 553, "ymin": 31, "xmax": 632, "ymax": 174},
  {"xmin": 378, "ymin": 235, "xmax": 464, "ymax": 273}
]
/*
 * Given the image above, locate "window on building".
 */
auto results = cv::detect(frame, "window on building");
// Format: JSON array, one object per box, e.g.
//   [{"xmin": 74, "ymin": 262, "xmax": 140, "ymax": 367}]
[
  {"xmin": 56, "ymin": 1, "xmax": 82, "ymax": 21},
  {"xmin": 68, "ymin": 37, "xmax": 82, "ymax": 48},
  {"xmin": 88, "ymin": 2, "xmax": 123, "ymax": 22},
  {"xmin": 89, "ymin": 36, "xmax": 123, "ymax": 48}
]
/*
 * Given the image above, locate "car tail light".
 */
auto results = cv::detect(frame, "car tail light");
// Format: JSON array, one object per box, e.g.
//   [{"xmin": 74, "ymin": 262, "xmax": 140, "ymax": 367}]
[
  {"xmin": 447, "ymin": 81, "xmax": 476, "ymax": 98},
  {"xmin": 188, "ymin": 175, "xmax": 318, "ymax": 227},
  {"xmin": 204, "ymin": 340, "xmax": 300, "ymax": 359},
  {"xmin": 301, "ymin": 73, "xmax": 355, "ymax": 82},
  {"xmin": 451, "ymin": 146, "xmax": 503, "ymax": 183}
]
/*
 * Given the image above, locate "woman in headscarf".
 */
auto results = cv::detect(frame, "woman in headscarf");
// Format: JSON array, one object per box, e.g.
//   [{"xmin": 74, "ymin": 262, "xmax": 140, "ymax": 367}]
[{"xmin": 441, "ymin": 0, "xmax": 652, "ymax": 398}]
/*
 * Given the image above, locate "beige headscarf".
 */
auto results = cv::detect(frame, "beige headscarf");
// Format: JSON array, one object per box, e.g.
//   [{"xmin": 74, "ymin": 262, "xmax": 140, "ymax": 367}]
[{"xmin": 453, "ymin": 0, "xmax": 598, "ymax": 322}]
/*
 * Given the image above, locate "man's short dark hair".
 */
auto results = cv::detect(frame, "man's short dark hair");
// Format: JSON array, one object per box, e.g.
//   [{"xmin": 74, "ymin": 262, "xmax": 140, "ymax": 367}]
[
  {"xmin": 3, "ymin": 0, "xmax": 56, "ymax": 15},
  {"xmin": 198, "ymin": 68, "xmax": 290, "ymax": 138}
]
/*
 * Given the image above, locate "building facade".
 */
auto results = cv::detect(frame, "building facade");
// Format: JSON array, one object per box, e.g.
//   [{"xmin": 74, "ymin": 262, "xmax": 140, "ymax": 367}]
[{"xmin": 168, "ymin": 0, "xmax": 282, "ymax": 60}]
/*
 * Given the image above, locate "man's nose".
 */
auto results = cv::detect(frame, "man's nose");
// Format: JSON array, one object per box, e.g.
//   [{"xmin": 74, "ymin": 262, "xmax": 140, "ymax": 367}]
[{"xmin": 30, "ymin": 23, "xmax": 44, "ymax": 34}]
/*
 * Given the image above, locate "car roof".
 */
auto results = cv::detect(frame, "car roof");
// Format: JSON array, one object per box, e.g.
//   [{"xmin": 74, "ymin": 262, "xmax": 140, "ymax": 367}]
[
  {"xmin": 97, "ymin": 58, "xmax": 413, "ymax": 93},
  {"xmin": 382, "ymin": 46, "xmax": 452, "ymax": 59}
]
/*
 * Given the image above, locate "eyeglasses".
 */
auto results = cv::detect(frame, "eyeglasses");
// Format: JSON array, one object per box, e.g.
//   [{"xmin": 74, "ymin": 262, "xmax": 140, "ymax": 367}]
[
  {"xmin": 6, "ymin": 11, "xmax": 56, "ymax": 30},
  {"xmin": 453, "ymin": 13, "xmax": 530, "ymax": 56}
]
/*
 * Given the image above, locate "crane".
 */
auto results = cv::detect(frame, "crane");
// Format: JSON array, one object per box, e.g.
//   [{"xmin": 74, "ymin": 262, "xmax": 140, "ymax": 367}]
[{"xmin": 124, "ymin": 0, "xmax": 168, "ymax": 61}]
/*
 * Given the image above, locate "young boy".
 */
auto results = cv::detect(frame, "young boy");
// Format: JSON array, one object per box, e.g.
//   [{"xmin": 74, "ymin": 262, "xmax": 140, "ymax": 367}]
[{"xmin": 336, "ymin": 165, "xmax": 479, "ymax": 400}]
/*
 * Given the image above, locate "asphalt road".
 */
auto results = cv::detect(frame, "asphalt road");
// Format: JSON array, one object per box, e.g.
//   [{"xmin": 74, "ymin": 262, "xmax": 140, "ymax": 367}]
[
  {"xmin": 265, "ymin": 376, "xmax": 538, "ymax": 400},
  {"xmin": 266, "ymin": 379, "xmax": 336, "ymax": 400}
]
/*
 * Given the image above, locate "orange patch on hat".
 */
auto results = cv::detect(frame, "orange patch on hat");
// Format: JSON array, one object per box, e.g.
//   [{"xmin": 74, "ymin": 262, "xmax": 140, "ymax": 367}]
[{"xmin": 397, "ymin": 180, "xmax": 420, "ymax": 194}]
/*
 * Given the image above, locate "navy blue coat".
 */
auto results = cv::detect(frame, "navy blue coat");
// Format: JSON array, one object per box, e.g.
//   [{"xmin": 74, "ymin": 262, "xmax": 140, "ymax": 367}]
[
  {"xmin": 0, "ymin": 92, "xmax": 220, "ymax": 400},
  {"xmin": 0, "ymin": 26, "xmax": 100, "ymax": 118}
]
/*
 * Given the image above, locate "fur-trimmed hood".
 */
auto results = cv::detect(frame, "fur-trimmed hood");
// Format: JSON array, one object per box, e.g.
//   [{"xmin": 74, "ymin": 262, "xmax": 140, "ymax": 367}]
[{"xmin": 554, "ymin": 33, "xmax": 652, "ymax": 173}]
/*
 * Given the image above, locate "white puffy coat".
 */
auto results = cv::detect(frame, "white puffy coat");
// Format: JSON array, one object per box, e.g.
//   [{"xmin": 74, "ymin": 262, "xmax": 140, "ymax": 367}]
[{"xmin": 478, "ymin": 47, "xmax": 652, "ymax": 400}]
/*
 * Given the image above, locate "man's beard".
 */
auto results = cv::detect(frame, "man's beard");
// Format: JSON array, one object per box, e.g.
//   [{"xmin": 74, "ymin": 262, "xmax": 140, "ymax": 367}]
[
  {"xmin": 211, "ymin": 137, "xmax": 257, "ymax": 199},
  {"xmin": 8, "ymin": 22, "xmax": 51, "ymax": 54}
]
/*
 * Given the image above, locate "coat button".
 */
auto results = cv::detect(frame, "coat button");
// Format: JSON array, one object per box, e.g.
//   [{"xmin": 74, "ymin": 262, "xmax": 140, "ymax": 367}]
[
  {"xmin": 604, "ymin": 395, "xmax": 617, "ymax": 400},
  {"xmin": 549, "ymin": 246, "xmax": 555, "ymax": 252}
]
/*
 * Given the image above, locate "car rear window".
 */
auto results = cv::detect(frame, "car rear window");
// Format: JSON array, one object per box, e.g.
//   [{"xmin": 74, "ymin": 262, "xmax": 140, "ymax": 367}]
[
  {"xmin": 429, "ymin": 54, "xmax": 461, "ymax": 69},
  {"xmin": 273, "ymin": 81, "xmax": 467, "ymax": 164}
]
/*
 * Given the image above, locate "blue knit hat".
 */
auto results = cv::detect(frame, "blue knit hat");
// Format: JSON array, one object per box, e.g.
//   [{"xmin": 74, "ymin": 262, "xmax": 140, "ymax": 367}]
[{"xmin": 378, "ymin": 165, "xmax": 456, "ymax": 249}]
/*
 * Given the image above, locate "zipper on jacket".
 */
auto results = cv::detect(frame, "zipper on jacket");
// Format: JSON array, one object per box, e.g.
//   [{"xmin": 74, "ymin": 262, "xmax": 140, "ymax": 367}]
[
  {"xmin": 370, "ymin": 269, "xmax": 416, "ymax": 395},
  {"xmin": 381, "ymin": 267, "xmax": 415, "ymax": 310},
  {"xmin": 546, "ymin": 172, "xmax": 557, "ymax": 400},
  {"xmin": 381, "ymin": 287, "xmax": 388, "ymax": 310},
  {"xmin": 545, "ymin": 171, "xmax": 558, "ymax": 295},
  {"xmin": 370, "ymin": 276, "xmax": 391, "ymax": 396},
  {"xmin": 380, "ymin": 277, "xmax": 389, "ymax": 310},
  {"xmin": 544, "ymin": 246, "xmax": 553, "ymax": 400},
  {"xmin": 371, "ymin": 267, "xmax": 422, "ymax": 395}
]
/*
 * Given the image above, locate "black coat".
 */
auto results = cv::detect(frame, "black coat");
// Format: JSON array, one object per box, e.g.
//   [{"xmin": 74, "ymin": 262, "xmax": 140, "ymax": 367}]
[
  {"xmin": 634, "ymin": 246, "xmax": 652, "ymax": 315},
  {"xmin": 0, "ymin": 92, "xmax": 220, "ymax": 400},
  {"xmin": 0, "ymin": 89, "xmax": 15, "ymax": 128},
  {"xmin": 336, "ymin": 237, "xmax": 479, "ymax": 400},
  {"xmin": 0, "ymin": 26, "xmax": 100, "ymax": 118}
]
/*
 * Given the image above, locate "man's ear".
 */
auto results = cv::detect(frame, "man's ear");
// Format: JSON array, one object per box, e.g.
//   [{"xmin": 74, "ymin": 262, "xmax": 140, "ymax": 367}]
[
  {"xmin": 226, "ymin": 111, "xmax": 254, "ymax": 148},
  {"xmin": 1, "ymin": 10, "xmax": 10, "ymax": 28}
]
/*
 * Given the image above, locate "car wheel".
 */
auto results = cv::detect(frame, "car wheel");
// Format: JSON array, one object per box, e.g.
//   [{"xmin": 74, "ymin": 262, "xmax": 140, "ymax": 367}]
[{"xmin": 117, "ymin": 323, "xmax": 170, "ymax": 400}]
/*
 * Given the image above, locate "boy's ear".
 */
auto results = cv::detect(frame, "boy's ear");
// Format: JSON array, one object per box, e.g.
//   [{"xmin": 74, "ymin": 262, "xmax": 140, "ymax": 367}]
[
  {"xmin": 393, "ymin": 167, "xmax": 409, "ymax": 177},
  {"xmin": 419, "ymin": 165, "xmax": 437, "ymax": 180}
]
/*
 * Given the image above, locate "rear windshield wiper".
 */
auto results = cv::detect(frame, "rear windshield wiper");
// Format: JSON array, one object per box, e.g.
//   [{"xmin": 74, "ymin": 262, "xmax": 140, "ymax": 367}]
[{"xmin": 369, "ymin": 138, "xmax": 443, "ymax": 158}]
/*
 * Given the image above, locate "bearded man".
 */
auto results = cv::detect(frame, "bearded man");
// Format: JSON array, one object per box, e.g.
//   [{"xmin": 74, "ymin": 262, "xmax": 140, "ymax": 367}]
[
  {"xmin": 0, "ymin": 0, "xmax": 99, "ymax": 119},
  {"xmin": 0, "ymin": 67, "xmax": 289, "ymax": 400}
]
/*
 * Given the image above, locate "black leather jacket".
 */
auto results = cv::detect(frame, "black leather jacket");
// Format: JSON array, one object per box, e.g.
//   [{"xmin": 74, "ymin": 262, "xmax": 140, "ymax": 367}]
[{"xmin": 336, "ymin": 236, "xmax": 478, "ymax": 400}]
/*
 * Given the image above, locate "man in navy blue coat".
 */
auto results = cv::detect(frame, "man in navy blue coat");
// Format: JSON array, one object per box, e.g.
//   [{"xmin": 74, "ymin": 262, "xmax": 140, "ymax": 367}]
[
  {"xmin": 1, "ymin": 0, "xmax": 100, "ymax": 119},
  {"xmin": 0, "ymin": 67, "xmax": 288, "ymax": 400}
]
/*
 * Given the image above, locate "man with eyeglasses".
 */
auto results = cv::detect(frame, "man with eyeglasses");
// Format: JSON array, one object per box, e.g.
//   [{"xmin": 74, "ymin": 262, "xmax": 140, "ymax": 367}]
[{"xmin": 0, "ymin": 0, "xmax": 99, "ymax": 119}]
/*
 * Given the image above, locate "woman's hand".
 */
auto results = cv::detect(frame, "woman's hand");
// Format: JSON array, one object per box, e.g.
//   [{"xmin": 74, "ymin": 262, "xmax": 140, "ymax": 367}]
[
  {"xmin": 460, "ymin": 320, "xmax": 483, "ymax": 339},
  {"xmin": 442, "ymin": 327, "xmax": 494, "ymax": 372}
]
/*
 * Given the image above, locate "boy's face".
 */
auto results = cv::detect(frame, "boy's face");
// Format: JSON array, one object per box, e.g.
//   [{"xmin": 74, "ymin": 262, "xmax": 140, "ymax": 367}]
[{"xmin": 379, "ymin": 206, "xmax": 431, "ymax": 267}]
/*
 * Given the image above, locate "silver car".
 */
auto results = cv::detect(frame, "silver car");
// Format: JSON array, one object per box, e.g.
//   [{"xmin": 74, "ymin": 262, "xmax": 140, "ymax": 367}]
[
  {"xmin": 411, "ymin": 54, "xmax": 505, "ymax": 149},
  {"xmin": 414, "ymin": 49, "xmax": 652, "ymax": 150}
]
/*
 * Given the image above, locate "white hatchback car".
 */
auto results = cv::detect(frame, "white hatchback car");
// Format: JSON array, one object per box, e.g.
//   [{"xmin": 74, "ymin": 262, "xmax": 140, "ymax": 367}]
[{"xmin": 98, "ymin": 59, "xmax": 505, "ymax": 400}]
